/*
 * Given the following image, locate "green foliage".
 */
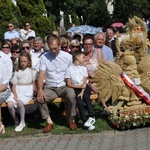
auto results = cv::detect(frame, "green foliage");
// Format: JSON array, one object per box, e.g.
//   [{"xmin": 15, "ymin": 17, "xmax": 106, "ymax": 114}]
[
  {"xmin": 17, "ymin": 0, "xmax": 56, "ymax": 39},
  {"xmin": 0, "ymin": 0, "xmax": 21, "ymax": 41},
  {"xmin": 44, "ymin": 0, "xmax": 112, "ymax": 30},
  {"xmin": 0, "ymin": 0, "xmax": 56, "ymax": 42},
  {"xmin": 112, "ymin": 0, "xmax": 150, "ymax": 23}
]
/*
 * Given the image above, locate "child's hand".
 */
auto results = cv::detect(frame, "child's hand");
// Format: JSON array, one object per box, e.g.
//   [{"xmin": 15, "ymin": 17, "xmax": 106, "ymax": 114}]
[
  {"xmin": 78, "ymin": 92, "xmax": 84, "ymax": 100},
  {"xmin": 80, "ymin": 83, "xmax": 86, "ymax": 89},
  {"xmin": 14, "ymin": 95, "xmax": 18, "ymax": 101}
]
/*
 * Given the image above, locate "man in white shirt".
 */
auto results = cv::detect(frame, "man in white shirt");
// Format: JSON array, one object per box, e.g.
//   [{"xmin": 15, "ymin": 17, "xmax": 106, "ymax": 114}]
[
  {"xmin": 30, "ymin": 37, "xmax": 44, "ymax": 58},
  {"xmin": 37, "ymin": 34, "xmax": 77, "ymax": 133},
  {"xmin": 24, "ymin": 23, "xmax": 36, "ymax": 39},
  {"xmin": 4, "ymin": 23, "xmax": 19, "ymax": 40}
]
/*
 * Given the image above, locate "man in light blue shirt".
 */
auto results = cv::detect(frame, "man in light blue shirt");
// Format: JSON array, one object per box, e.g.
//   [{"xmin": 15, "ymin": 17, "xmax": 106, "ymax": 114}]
[
  {"xmin": 37, "ymin": 34, "xmax": 77, "ymax": 133},
  {"xmin": 94, "ymin": 32, "xmax": 114, "ymax": 62},
  {"xmin": 4, "ymin": 23, "xmax": 19, "ymax": 40}
]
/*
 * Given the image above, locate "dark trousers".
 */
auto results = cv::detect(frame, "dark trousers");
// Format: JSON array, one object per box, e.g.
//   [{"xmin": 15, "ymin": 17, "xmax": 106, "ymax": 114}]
[{"xmin": 74, "ymin": 85, "xmax": 95, "ymax": 122}]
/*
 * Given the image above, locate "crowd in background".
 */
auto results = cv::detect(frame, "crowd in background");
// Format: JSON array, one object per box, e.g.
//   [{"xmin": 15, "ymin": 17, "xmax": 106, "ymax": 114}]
[{"xmin": 0, "ymin": 20, "xmax": 150, "ymax": 133}]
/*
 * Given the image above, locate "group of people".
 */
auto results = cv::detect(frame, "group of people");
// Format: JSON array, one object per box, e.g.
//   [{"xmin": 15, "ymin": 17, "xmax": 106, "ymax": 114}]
[{"xmin": 0, "ymin": 22, "xmax": 118, "ymax": 133}]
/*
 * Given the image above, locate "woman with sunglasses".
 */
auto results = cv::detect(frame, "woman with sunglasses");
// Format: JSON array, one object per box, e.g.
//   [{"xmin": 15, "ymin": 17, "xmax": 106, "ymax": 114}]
[
  {"xmin": 20, "ymin": 40, "xmax": 39, "ymax": 71},
  {"xmin": 60, "ymin": 37, "xmax": 70, "ymax": 52},
  {"xmin": 11, "ymin": 45, "xmax": 21, "ymax": 72},
  {"xmin": 1, "ymin": 41, "xmax": 11, "ymax": 56}
]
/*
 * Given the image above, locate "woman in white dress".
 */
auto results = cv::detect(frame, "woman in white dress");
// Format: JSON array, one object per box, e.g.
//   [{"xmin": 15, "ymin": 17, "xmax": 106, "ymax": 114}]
[{"xmin": 6, "ymin": 52, "xmax": 37, "ymax": 132}]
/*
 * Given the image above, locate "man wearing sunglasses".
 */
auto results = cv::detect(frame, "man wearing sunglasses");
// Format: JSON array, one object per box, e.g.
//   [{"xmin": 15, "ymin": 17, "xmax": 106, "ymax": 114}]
[
  {"xmin": 24, "ymin": 23, "xmax": 36, "ymax": 39},
  {"xmin": 4, "ymin": 23, "xmax": 19, "ymax": 41}
]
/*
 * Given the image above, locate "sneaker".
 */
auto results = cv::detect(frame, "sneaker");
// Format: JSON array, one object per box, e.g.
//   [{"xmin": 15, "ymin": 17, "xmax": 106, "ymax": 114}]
[
  {"xmin": 15, "ymin": 124, "xmax": 25, "ymax": 132},
  {"xmin": 84, "ymin": 117, "xmax": 95, "ymax": 127},
  {"xmin": 88, "ymin": 125, "xmax": 95, "ymax": 131}
]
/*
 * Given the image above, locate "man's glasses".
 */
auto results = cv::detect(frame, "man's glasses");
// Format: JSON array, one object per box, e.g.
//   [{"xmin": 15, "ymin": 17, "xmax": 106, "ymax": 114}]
[
  {"xmin": 22, "ymin": 46, "xmax": 30, "ymax": 50},
  {"xmin": 2, "ymin": 46, "xmax": 10, "ymax": 49},
  {"xmin": 84, "ymin": 43, "xmax": 92, "ymax": 46},
  {"xmin": 11, "ymin": 51, "xmax": 20, "ymax": 54},
  {"xmin": 72, "ymin": 45, "xmax": 79, "ymax": 48},
  {"xmin": 8, "ymin": 25, "xmax": 12, "ymax": 28}
]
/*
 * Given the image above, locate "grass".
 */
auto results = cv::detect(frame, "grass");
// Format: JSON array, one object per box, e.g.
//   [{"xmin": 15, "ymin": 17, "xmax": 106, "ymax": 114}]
[{"xmin": 0, "ymin": 102, "xmax": 114, "ymax": 138}]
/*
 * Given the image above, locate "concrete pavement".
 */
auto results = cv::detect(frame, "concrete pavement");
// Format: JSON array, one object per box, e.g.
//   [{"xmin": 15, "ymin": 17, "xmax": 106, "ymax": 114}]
[{"xmin": 0, "ymin": 127, "xmax": 150, "ymax": 150}]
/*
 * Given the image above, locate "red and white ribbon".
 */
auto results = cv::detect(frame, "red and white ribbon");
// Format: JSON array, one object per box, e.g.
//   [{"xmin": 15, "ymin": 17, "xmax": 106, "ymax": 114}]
[{"xmin": 120, "ymin": 72, "xmax": 150, "ymax": 104}]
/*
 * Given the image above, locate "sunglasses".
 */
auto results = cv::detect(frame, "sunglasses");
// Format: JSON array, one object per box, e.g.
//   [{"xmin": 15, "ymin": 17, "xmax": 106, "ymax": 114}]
[
  {"xmin": 61, "ymin": 46, "xmax": 68, "ymax": 49},
  {"xmin": 22, "ymin": 46, "xmax": 30, "ymax": 50},
  {"xmin": 11, "ymin": 51, "xmax": 20, "ymax": 54},
  {"xmin": 72, "ymin": 45, "xmax": 79, "ymax": 48},
  {"xmin": 2, "ymin": 46, "xmax": 10, "ymax": 49},
  {"xmin": 8, "ymin": 25, "xmax": 12, "ymax": 28}
]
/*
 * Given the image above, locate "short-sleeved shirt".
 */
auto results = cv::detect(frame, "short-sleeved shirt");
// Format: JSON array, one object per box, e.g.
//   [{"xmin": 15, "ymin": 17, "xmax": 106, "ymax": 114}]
[
  {"xmin": 25, "ymin": 29, "xmax": 36, "ymax": 39},
  {"xmin": 65, "ymin": 64, "xmax": 88, "ymax": 85},
  {"xmin": 39, "ymin": 50, "xmax": 72, "ymax": 87},
  {"xmin": 0, "ymin": 51, "xmax": 13, "ymax": 80},
  {"xmin": 4, "ymin": 30, "xmax": 19, "ymax": 40},
  {"xmin": 101, "ymin": 45, "xmax": 114, "ymax": 62},
  {"xmin": 0, "ymin": 63, "xmax": 9, "ymax": 86}
]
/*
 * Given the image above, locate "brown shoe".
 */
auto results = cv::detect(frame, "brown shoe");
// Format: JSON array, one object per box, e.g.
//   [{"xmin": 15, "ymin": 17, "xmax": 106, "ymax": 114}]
[
  {"xmin": 69, "ymin": 122, "xmax": 77, "ymax": 130},
  {"xmin": 43, "ymin": 123, "xmax": 53, "ymax": 133}
]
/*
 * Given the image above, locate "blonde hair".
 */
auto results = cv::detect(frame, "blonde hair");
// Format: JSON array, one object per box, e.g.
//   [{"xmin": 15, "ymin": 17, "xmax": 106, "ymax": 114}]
[{"xmin": 60, "ymin": 37, "xmax": 69, "ymax": 46}]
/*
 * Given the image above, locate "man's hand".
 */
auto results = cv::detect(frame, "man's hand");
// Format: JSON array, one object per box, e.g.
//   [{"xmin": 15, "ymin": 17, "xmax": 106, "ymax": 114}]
[
  {"xmin": 37, "ymin": 90, "xmax": 46, "ymax": 103},
  {"xmin": 14, "ymin": 95, "xmax": 18, "ymax": 101}
]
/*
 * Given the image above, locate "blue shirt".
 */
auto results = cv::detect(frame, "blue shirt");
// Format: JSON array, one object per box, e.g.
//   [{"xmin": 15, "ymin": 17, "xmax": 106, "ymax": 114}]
[
  {"xmin": 39, "ymin": 50, "xmax": 72, "ymax": 87},
  {"xmin": 4, "ymin": 30, "xmax": 19, "ymax": 40},
  {"xmin": 101, "ymin": 45, "xmax": 114, "ymax": 62}
]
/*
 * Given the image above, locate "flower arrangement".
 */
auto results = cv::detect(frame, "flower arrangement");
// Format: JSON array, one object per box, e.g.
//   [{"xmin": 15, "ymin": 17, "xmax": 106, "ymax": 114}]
[{"xmin": 109, "ymin": 107, "xmax": 150, "ymax": 129}]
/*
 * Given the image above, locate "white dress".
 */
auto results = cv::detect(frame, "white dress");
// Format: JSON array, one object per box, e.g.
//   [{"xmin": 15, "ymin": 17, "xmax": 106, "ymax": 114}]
[{"xmin": 6, "ymin": 68, "xmax": 36, "ymax": 107}]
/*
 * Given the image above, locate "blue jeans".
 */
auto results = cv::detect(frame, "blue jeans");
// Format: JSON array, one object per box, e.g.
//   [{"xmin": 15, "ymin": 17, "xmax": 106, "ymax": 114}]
[{"xmin": 74, "ymin": 85, "xmax": 95, "ymax": 122}]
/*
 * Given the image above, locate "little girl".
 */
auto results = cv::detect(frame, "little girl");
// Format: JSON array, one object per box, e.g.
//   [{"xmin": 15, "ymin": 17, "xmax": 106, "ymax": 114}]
[
  {"xmin": 6, "ymin": 52, "xmax": 37, "ymax": 132},
  {"xmin": 65, "ymin": 50, "xmax": 95, "ymax": 130}
]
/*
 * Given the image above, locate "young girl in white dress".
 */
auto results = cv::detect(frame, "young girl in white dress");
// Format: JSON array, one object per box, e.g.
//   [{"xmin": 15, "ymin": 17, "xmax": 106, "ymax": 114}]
[{"xmin": 6, "ymin": 52, "xmax": 37, "ymax": 132}]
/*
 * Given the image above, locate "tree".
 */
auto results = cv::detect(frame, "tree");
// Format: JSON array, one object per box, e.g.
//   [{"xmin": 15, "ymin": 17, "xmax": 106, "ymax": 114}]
[
  {"xmin": 17, "ymin": 0, "xmax": 56, "ymax": 38},
  {"xmin": 0, "ymin": 0, "xmax": 22, "ymax": 41},
  {"xmin": 112, "ymin": 0, "xmax": 150, "ymax": 24},
  {"xmin": 44, "ymin": 0, "xmax": 112, "ymax": 31}
]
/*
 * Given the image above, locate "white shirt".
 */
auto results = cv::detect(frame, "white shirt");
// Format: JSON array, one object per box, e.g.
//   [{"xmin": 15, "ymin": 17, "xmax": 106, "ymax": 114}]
[
  {"xmin": 65, "ymin": 64, "xmax": 88, "ymax": 85},
  {"xmin": 31, "ymin": 55, "xmax": 40, "ymax": 71},
  {"xmin": 4, "ymin": 30, "xmax": 19, "ymax": 40},
  {"xmin": 0, "ymin": 51, "xmax": 13, "ymax": 80},
  {"xmin": 0, "ymin": 63, "xmax": 9, "ymax": 86},
  {"xmin": 30, "ymin": 49, "xmax": 44, "ymax": 58},
  {"xmin": 19, "ymin": 29, "xmax": 26, "ymax": 41},
  {"xmin": 39, "ymin": 50, "xmax": 72, "ymax": 87},
  {"xmin": 25, "ymin": 29, "xmax": 36, "ymax": 39}
]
